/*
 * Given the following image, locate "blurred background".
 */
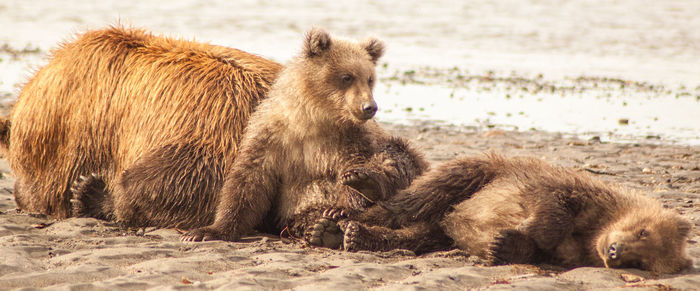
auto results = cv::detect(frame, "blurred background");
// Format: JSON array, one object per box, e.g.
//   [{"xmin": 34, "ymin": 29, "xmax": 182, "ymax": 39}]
[{"xmin": 1, "ymin": 0, "xmax": 699, "ymax": 144}]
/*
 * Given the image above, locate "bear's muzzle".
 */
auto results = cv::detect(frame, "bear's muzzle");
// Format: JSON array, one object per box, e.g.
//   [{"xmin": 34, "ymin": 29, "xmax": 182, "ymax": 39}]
[{"xmin": 360, "ymin": 101, "xmax": 377, "ymax": 120}]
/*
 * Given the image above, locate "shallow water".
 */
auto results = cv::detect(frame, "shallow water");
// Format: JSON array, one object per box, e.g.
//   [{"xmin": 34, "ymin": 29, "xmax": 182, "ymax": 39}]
[
  {"xmin": 1, "ymin": 0, "xmax": 699, "ymax": 144},
  {"xmin": 376, "ymin": 81, "xmax": 700, "ymax": 144}
]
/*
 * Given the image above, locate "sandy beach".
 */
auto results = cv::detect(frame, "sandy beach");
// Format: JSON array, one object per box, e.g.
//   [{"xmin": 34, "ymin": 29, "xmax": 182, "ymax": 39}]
[{"xmin": 1, "ymin": 122, "xmax": 699, "ymax": 290}]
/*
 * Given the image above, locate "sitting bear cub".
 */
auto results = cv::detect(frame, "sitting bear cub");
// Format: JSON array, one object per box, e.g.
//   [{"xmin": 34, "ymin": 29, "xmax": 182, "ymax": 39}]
[{"xmin": 181, "ymin": 28, "xmax": 427, "ymax": 241}]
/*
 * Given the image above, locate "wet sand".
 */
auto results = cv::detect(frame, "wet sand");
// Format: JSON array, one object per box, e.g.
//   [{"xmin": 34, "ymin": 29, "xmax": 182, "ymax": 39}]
[{"xmin": 1, "ymin": 122, "xmax": 698, "ymax": 290}]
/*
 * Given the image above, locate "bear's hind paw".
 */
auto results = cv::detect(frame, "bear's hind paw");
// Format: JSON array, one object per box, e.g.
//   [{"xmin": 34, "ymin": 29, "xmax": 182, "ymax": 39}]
[{"xmin": 306, "ymin": 218, "xmax": 343, "ymax": 249}]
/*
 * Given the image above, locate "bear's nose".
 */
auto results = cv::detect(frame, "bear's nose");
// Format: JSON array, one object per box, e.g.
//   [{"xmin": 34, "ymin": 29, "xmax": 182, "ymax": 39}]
[
  {"xmin": 608, "ymin": 242, "xmax": 620, "ymax": 260},
  {"xmin": 361, "ymin": 101, "xmax": 377, "ymax": 119}
]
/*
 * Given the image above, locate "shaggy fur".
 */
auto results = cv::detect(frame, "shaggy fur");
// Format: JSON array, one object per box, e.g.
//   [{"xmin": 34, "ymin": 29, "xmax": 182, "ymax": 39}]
[
  {"xmin": 7, "ymin": 26, "xmax": 426, "ymax": 235},
  {"xmin": 6, "ymin": 26, "xmax": 282, "ymax": 223},
  {"xmin": 180, "ymin": 28, "xmax": 427, "ymax": 242},
  {"xmin": 312, "ymin": 154, "xmax": 692, "ymax": 274},
  {"xmin": 0, "ymin": 119, "xmax": 9, "ymax": 156}
]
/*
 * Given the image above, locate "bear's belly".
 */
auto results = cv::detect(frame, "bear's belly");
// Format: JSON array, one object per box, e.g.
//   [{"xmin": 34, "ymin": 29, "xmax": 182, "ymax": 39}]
[{"xmin": 273, "ymin": 179, "xmax": 341, "ymax": 224}]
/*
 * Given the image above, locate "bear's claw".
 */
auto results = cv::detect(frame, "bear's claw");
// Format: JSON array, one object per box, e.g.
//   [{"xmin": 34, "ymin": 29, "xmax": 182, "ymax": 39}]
[
  {"xmin": 343, "ymin": 221, "xmax": 362, "ymax": 252},
  {"xmin": 341, "ymin": 168, "xmax": 382, "ymax": 202},
  {"xmin": 69, "ymin": 173, "xmax": 105, "ymax": 217},
  {"xmin": 180, "ymin": 227, "xmax": 230, "ymax": 242},
  {"xmin": 322, "ymin": 208, "xmax": 347, "ymax": 221}
]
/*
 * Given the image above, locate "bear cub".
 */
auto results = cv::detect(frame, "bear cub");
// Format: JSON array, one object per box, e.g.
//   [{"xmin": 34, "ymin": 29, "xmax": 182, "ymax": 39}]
[
  {"xmin": 181, "ymin": 28, "xmax": 427, "ymax": 241},
  {"xmin": 310, "ymin": 154, "xmax": 692, "ymax": 274}
]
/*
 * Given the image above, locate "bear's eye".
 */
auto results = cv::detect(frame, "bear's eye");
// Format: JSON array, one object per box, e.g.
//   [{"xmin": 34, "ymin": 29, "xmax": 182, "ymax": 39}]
[
  {"xmin": 341, "ymin": 74, "xmax": 354, "ymax": 84},
  {"xmin": 368, "ymin": 76, "xmax": 374, "ymax": 86},
  {"xmin": 638, "ymin": 229, "xmax": 648, "ymax": 239}
]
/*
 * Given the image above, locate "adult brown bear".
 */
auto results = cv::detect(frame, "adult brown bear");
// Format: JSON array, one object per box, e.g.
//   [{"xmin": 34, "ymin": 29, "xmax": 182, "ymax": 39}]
[{"xmin": 5, "ymin": 26, "xmax": 281, "ymax": 224}]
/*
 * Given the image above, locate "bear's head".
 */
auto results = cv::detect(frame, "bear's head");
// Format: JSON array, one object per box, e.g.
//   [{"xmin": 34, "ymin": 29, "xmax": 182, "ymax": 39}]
[
  {"xmin": 292, "ymin": 28, "xmax": 385, "ymax": 126},
  {"xmin": 596, "ymin": 209, "xmax": 692, "ymax": 273}
]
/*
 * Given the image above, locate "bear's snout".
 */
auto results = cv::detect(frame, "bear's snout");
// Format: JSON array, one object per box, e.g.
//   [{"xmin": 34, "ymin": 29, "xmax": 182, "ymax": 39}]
[
  {"xmin": 360, "ymin": 101, "xmax": 377, "ymax": 120},
  {"xmin": 608, "ymin": 242, "xmax": 620, "ymax": 260}
]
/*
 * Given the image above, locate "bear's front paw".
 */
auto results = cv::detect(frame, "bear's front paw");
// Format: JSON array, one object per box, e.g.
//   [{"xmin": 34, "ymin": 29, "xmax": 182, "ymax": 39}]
[
  {"xmin": 322, "ymin": 208, "xmax": 348, "ymax": 221},
  {"xmin": 69, "ymin": 173, "xmax": 106, "ymax": 217},
  {"xmin": 341, "ymin": 168, "xmax": 382, "ymax": 202},
  {"xmin": 488, "ymin": 229, "xmax": 537, "ymax": 265},
  {"xmin": 306, "ymin": 218, "xmax": 343, "ymax": 249},
  {"xmin": 180, "ymin": 227, "xmax": 235, "ymax": 242}
]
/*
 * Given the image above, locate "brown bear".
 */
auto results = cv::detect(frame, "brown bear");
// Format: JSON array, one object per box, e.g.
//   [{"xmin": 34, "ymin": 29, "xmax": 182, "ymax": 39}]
[
  {"xmin": 180, "ymin": 28, "xmax": 428, "ymax": 242},
  {"xmin": 4, "ymin": 26, "xmax": 426, "ymax": 234},
  {"xmin": 310, "ymin": 154, "xmax": 693, "ymax": 274},
  {"xmin": 5, "ymin": 26, "xmax": 282, "ymax": 222},
  {"xmin": 0, "ymin": 118, "xmax": 9, "ymax": 155}
]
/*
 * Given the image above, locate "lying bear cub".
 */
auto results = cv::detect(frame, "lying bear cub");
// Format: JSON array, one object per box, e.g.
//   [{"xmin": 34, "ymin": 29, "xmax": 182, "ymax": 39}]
[{"xmin": 308, "ymin": 154, "xmax": 693, "ymax": 274}]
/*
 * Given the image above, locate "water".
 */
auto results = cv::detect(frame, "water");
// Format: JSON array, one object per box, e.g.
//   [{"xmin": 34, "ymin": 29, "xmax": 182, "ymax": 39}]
[
  {"xmin": 1, "ymin": 0, "xmax": 699, "ymax": 144},
  {"xmin": 376, "ymin": 81, "xmax": 700, "ymax": 144}
]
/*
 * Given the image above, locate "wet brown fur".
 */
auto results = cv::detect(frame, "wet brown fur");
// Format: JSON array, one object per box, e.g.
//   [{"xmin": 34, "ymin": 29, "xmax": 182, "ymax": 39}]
[
  {"xmin": 180, "ymin": 28, "xmax": 427, "ymax": 242},
  {"xmin": 326, "ymin": 154, "xmax": 692, "ymax": 273},
  {"xmin": 0, "ymin": 118, "xmax": 9, "ymax": 156},
  {"xmin": 7, "ymin": 26, "xmax": 282, "ymax": 225}
]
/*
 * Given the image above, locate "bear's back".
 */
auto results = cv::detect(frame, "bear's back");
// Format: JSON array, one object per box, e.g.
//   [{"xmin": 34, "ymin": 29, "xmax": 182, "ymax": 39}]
[
  {"xmin": 11, "ymin": 26, "xmax": 283, "ymax": 174},
  {"xmin": 8, "ymin": 27, "xmax": 282, "ymax": 218}
]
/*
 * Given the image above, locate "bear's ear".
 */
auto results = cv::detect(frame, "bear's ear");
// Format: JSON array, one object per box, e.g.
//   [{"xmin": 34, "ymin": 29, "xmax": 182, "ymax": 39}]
[
  {"xmin": 362, "ymin": 37, "xmax": 385, "ymax": 65},
  {"xmin": 677, "ymin": 218, "xmax": 692, "ymax": 237},
  {"xmin": 304, "ymin": 27, "xmax": 332, "ymax": 58}
]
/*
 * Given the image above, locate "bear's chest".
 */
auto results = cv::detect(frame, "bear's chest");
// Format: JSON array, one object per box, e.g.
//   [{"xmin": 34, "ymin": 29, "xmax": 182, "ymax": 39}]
[
  {"xmin": 272, "ymin": 134, "xmax": 374, "ymax": 222},
  {"xmin": 283, "ymin": 135, "xmax": 372, "ymax": 179}
]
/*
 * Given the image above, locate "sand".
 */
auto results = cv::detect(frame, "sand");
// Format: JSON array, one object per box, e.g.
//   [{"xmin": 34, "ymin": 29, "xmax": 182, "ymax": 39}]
[{"xmin": 1, "ymin": 123, "xmax": 698, "ymax": 290}]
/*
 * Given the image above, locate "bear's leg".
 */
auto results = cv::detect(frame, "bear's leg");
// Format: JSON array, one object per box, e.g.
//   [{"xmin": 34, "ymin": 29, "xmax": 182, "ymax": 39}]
[
  {"xmin": 12, "ymin": 178, "xmax": 30, "ymax": 211},
  {"xmin": 181, "ymin": 139, "xmax": 277, "ymax": 242},
  {"xmin": 341, "ymin": 220, "xmax": 451, "ymax": 254},
  {"xmin": 373, "ymin": 155, "xmax": 501, "ymax": 225},
  {"xmin": 69, "ymin": 173, "xmax": 112, "ymax": 220},
  {"xmin": 13, "ymin": 176, "xmax": 73, "ymax": 218},
  {"xmin": 341, "ymin": 137, "xmax": 428, "ymax": 204},
  {"xmin": 111, "ymin": 144, "xmax": 224, "ymax": 229},
  {"xmin": 341, "ymin": 168, "xmax": 384, "ymax": 203},
  {"xmin": 489, "ymin": 229, "xmax": 541, "ymax": 265},
  {"xmin": 519, "ymin": 208, "xmax": 574, "ymax": 252},
  {"xmin": 305, "ymin": 155, "xmax": 506, "ymax": 253},
  {"xmin": 373, "ymin": 137, "xmax": 428, "ymax": 193}
]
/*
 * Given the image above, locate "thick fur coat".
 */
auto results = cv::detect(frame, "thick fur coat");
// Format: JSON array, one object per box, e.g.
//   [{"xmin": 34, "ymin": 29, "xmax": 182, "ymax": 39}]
[
  {"xmin": 181, "ymin": 28, "xmax": 427, "ymax": 242},
  {"xmin": 5, "ymin": 27, "xmax": 427, "ymax": 236},
  {"xmin": 313, "ymin": 154, "xmax": 692, "ymax": 274},
  {"xmin": 6, "ymin": 26, "xmax": 281, "ymax": 224}
]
